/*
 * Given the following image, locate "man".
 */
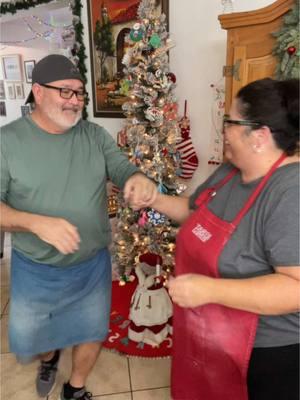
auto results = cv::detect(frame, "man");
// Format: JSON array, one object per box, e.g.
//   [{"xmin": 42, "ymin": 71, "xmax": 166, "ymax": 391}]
[{"xmin": 0, "ymin": 54, "xmax": 157, "ymax": 400}]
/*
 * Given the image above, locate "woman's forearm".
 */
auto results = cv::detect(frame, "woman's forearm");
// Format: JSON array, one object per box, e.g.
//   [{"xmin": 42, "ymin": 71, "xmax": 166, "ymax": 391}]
[
  {"xmin": 150, "ymin": 193, "xmax": 191, "ymax": 224},
  {"xmin": 212, "ymin": 270, "xmax": 300, "ymax": 315},
  {"xmin": 168, "ymin": 269, "xmax": 300, "ymax": 315}
]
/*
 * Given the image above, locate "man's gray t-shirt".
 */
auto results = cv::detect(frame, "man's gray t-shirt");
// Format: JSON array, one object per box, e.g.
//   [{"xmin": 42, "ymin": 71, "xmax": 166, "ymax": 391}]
[
  {"xmin": 1, "ymin": 116, "xmax": 138, "ymax": 267},
  {"xmin": 189, "ymin": 162, "xmax": 299, "ymax": 348}
]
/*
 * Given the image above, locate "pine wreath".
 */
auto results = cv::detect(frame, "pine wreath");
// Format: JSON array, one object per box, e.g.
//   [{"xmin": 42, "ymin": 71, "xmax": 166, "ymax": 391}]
[{"xmin": 273, "ymin": 1, "xmax": 300, "ymax": 80}]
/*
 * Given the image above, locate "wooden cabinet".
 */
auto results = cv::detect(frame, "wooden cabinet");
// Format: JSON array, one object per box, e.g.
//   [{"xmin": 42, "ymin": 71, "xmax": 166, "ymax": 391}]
[{"xmin": 219, "ymin": 0, "xmax": 294, "ymax": 113}]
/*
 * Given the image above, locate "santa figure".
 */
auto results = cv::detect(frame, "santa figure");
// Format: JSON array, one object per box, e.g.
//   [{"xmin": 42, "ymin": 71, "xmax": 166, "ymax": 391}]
[{"xmin": 128, "ymin": 252, "xmax": 173, "ymax": 346}]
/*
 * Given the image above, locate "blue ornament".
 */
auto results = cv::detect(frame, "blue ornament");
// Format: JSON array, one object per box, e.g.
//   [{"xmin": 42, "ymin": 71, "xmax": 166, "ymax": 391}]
[
  {"xmin": 158, "ymin": 183, "xmax": 168, "ymax": 194},
  {"xmin": 147, "ymin": 209, "xmax": 166, "ymax": 225}
]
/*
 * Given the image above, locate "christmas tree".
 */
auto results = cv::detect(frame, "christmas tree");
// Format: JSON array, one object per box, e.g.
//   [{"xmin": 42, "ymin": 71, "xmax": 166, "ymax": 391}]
[
  {"xmin": 273, "ymin": 2, "xmax": 300, "ymax": 80},
  {"xmin": 113, "ymin": 0, "xmax": 186, "ymax": 283}
]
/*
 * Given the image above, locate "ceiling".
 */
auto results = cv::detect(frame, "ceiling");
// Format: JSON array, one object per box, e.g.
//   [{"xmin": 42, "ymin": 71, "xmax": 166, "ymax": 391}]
[{"xmin": 0, "ymin": 0, "xmax": 74, "ymax": 50}]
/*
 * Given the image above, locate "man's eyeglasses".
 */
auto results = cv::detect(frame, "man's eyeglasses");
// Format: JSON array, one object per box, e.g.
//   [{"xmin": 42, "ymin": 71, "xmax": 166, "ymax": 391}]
[
  {"xmin": 40, "ymin": 83, "xmax": 87, "ymax": 101},
  {"xmin": 223, "ymin": 115, "xmax": 261, "ymax": 130}
]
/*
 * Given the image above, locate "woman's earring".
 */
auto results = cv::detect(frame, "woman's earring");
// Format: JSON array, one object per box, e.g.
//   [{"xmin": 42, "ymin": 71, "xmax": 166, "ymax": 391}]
[{"xmin": 253, "ymin": 145, "xmax": 262, "ymax": 153}]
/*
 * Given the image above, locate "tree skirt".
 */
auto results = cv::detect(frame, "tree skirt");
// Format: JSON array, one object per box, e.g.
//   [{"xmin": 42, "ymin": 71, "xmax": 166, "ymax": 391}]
[{"xmin": 103, "ymin": 280, "xmax": 173, "ymax": 358}]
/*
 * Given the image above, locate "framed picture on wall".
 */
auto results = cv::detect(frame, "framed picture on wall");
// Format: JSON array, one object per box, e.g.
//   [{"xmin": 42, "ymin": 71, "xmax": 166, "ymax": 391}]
[
  {"xmin": 87, "ymin": 0, "xmax": 169, "ymax": 118},
  {"xmin": 21, "ymin": 105, "xmax": 31, "ymax": 116},
  {"xmin": 0, "ymin": 80, "xmax": 5, "ymax": 99},
  {"xmin": 24, "ymin": 60, "xmax": 35, "ymax": 83},
  {"xmin": 0, "ymin": 101, "xmax": 6, "ymax": 116},
  {"xmin": 1, "ymin": 55, "xmax": 22, "ymax": 81},
  {"xmin": 14, "ymin": 82, "xmax": 24, "ymax": 99},
  {"xmin": 6, "ymin": 82, "xmax": 15, "ymax": 99}
]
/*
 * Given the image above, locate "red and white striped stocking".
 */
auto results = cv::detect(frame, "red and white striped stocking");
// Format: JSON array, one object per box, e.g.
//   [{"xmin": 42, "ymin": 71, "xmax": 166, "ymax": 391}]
[{"xmin": 176, "ymin": 100, "xmax": 199, "ymax": 179}]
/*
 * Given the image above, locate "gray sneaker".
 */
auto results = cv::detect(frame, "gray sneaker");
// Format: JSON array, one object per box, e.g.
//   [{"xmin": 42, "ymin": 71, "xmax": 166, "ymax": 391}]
[
  {"xmin": 60, "ymin": 385, "xmax": 93, "ymax": 399},
  {"xmin": 36, "ymin": 355, "xmax": 59, "ymax": 397}
]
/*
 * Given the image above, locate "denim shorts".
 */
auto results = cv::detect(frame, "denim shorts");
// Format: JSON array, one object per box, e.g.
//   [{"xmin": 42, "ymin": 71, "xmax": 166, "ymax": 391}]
[{"xmin": 9, "ymin": 248, "xmax": 112, "ymax": 358}]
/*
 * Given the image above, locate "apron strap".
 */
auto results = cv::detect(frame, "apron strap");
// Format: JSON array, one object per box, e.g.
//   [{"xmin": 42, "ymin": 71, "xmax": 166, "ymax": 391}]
[
  {"xmin": 195, "ymin": 168, "xmax": 239, "ymax": 207},
  {"xmin": 232, "ymin": 153, "xmax": 287, "ymax": 226},
  {"xmin": 213, "ymin": 167, "xmax": 239, "ymax": 192}
]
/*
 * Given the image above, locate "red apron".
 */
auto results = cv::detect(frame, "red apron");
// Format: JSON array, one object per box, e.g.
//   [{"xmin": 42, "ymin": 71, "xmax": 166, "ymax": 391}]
[{"xmin": 172, "ymin": 154, "xmax": 286, "ymax": 400}]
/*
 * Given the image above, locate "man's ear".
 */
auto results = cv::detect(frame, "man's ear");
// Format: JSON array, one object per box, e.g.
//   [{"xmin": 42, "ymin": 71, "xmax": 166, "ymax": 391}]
[{"xmin": 31, "ymin": 83, "xmax": 43, "ymax": 105}]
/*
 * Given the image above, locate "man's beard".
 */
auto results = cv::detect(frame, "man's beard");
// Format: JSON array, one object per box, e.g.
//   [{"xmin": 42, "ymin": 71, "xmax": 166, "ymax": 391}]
[{"xmin": 44, "ymin": 103, "xmax": 82, "ymax": 131}]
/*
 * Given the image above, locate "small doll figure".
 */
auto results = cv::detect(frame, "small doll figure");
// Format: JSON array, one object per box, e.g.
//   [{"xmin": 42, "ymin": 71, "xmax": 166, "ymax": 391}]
[{"xmin": 128, "ymin": 252, "xmax": 173, "ymax": 346}]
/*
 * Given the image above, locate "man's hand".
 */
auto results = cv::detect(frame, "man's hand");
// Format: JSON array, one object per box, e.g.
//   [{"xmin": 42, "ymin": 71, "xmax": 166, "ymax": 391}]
[
  {"xmin": 31, "ymin": 215, "xmax": 81, "ymax": 255},
  {"xmin": 167, "ymin": 274, "xmax": 215, "ymax": 308},
  {"xmin": 123, "ymin": 173, "xmax": 157, "ymax": 210}
]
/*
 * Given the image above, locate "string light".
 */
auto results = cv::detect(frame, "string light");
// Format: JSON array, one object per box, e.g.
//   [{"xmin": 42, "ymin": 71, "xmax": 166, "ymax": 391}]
[
  {"xmin": 32, "ymin": 15, "xmax": 72, "ymax": 29},
  {"xmin": 0, "ymin": 15, "xmax": 73, "ymax": 45}
]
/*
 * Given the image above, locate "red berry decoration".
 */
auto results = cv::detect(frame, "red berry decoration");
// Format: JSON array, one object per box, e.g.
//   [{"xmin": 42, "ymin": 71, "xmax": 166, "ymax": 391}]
[
  {"xmin": 287, "ymin": 46, "xmax": 296, "ymax": 56},
  {"xmin": 167, "ymin": 72, "xmax": 176, "ymax": 83}
]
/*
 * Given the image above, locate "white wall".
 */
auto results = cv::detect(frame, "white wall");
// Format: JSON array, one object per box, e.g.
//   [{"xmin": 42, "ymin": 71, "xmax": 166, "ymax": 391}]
[
  {"xmin": 81, "ymin": 0, "xmax": 274, "ymax": 192},
  {"xmin": 0, "ymin": 46, "xmax": 49, "ymax": 125}
]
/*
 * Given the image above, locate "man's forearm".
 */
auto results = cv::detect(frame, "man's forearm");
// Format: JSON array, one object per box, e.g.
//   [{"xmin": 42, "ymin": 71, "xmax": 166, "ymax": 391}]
[
  {"xmin": 0, "ymin": 202, "xmax": 39, "ymax": 233},
  {"xmin": 0, "ymin": 202, "xmax": 81, "ymax": 254}
]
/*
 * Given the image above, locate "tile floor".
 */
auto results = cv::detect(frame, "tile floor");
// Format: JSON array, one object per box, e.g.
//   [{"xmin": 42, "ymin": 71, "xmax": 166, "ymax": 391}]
[{"xmin": 0, "ymin": 235, "xmax": 171, "ymax": 400}]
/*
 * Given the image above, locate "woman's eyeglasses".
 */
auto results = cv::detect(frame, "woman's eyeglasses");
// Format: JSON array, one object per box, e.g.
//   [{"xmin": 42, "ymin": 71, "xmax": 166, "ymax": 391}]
[
  {"xmin": 40, "ymin": 83, "xmax": 88, "ymax": 101},
  {"xmin": 223, "ymin": 115, "xmax": 261, "ymax": 130}
]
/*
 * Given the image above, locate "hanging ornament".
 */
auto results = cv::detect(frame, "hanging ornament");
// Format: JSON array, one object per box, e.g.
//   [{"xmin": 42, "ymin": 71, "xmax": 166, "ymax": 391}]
[
  {"xmin": 147, "ymin": 209, "xmax": 167, "ymax": 225},
  {"xmin": 163, "ymin": 102, "xmax": 178, "ymax": 121},
  {"xmin": 149, "ymin": 33, "xmax": 161, "ymax": 48},
  {"xmin": 287, "ymin": 46, "xmax": 296, "ymax": 56},
  {"xmin": 145, "ymin": 106, "xmax": 164, "ymax": 126},
  {"xmin": 130, "ymin": 24, "xmax": 144, "ymax": 42},
  {"xmin": 138, "ymin": 210, "xmax": 148, "ymax": 226},
  {"xmin": 158, "ymin": 182, "xmax": 168, "ymax": 194},
  {"xmin": 167, "ymin": 72, "xmax": 177, "ymax": 83}
]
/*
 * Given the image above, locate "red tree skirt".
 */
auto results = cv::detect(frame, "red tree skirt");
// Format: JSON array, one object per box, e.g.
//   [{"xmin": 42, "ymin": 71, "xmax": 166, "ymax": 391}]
[{"xmin": 103, "ymin": 280, "xmax": 173, "ymax": 358}]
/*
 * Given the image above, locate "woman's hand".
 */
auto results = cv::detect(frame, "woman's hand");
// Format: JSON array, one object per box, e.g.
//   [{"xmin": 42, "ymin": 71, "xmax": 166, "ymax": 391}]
[{"xmin": 168, "ymin": 273, "xmax": 215, "ymax": 308}]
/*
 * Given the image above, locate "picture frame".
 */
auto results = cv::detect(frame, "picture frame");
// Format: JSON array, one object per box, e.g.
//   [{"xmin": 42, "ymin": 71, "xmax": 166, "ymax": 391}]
[
  {"xmin": 6, "ymin": 82, "xmax": 15, "ymax": 99},
  {"xmin": 0, "ymin": 80, "xmax": 5, "ymax": 100},
  {"xmin": 21, "ymin": 105, "xmax": 31, "ymax": 116},
  {"xmin": 87, "ymin": 0, "xmax": 169, "ymax": 118},
  {"xmin": 0, "ymin": 101, "xmax": 6, "ymax": 117},
  {"xmin": 14, "ymin": 82, "xmax": 24, "ymax": 99},
  {"xmin": 1, "ymin": 54, "xmax": 22, "ymax": 81},
  {"xmin": 24, "ymin": 60, "xmax": 35, "ymax": 83}
]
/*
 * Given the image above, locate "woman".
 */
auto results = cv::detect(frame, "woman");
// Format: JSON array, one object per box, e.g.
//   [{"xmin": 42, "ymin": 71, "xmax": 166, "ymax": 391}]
[{"xmin": 135, "ymin": 78, "xmax": 300, "ymax": 400}]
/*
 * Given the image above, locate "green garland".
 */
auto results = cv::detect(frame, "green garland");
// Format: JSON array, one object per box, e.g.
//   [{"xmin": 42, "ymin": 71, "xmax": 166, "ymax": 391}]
[
  {"xmin": 70, "ymin": 0, "xmax": 88, "ymax": 118},
  {"xmin": 1, "ymin": 0, "xmax": 88, "ymax": 118},
  {"xmin": 273, "ymin": 2, "xmax": 300, "ymax": 80}
]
